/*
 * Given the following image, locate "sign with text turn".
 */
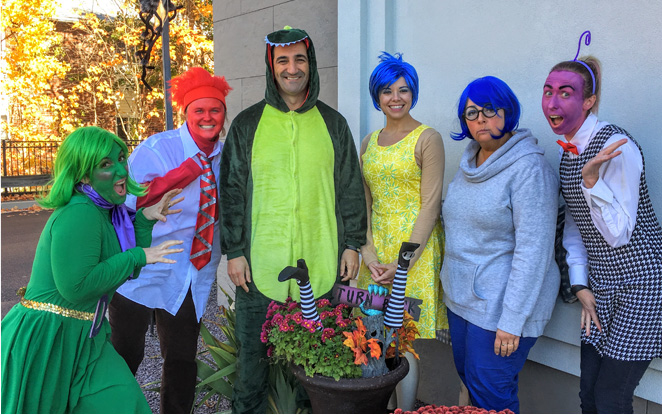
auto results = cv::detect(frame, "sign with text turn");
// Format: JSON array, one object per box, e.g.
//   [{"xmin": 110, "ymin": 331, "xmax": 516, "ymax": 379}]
[{"xmin": 331, "ymin": 284, "xmax": 422, "ymax": 321}]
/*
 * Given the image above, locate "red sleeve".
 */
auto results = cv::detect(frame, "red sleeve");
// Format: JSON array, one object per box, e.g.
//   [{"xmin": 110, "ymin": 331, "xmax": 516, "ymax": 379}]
[{"xmin": 136, "ymin": 157, "xmax": 202, "ymax": 208}]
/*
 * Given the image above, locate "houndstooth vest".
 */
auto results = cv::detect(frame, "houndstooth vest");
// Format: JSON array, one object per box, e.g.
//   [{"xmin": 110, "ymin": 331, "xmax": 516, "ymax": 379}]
[{"xmin": 560, "ymin": 124, "xmax": 662, "ymax": 360}]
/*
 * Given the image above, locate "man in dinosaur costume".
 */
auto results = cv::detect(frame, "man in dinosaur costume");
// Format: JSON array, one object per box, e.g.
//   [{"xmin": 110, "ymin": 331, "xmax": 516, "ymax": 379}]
[{"xmin": 219, "ymin": 26, "xmax": 367, "ymax": 413}]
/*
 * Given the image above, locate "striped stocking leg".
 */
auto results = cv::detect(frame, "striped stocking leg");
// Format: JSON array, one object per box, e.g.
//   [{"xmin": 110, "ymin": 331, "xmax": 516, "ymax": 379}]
[
  {"xmin": 384, "ymin": 242, "xmax": 420, "ymax": 329},
  {"xmin": 278, "ymin": 259, "xmax": 321, "ymax": 324}
]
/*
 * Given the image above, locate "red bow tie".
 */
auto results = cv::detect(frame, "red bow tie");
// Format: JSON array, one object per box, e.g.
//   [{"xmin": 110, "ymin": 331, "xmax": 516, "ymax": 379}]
[{"xmin": 556, "ymin": 139, "xmax": 579, "ymax": 155}]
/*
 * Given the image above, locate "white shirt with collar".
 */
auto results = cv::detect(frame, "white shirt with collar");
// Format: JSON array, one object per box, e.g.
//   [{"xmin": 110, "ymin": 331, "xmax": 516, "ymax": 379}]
[
  {"xmin": 117, "ymin": 122, "xmax": 223, "ymax": 320},
  {"xmin": 560, "ymin": 113, "xmax": 644, "ymax": 287}
]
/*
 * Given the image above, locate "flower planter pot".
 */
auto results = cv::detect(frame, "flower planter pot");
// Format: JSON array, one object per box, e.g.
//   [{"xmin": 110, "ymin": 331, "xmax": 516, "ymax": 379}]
[{"xmin": 290, "ymin": 357, "xmax": 409, "ymax": 414}]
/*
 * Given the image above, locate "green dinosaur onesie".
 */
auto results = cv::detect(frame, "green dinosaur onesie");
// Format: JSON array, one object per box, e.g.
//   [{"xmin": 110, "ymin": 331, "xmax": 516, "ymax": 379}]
[{"xmin": 219, "ymin": 27, "xmax": 367, "ymax": 413}]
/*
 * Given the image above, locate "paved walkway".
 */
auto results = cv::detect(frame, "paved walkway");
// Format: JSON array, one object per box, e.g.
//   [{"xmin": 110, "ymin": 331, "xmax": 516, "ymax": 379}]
[
  {"xmin": 1, "ymin": 200, "xmax": 43, "ymax": 210},
  {"xmin": 1, "ymin": 205, "xmax": 51, "ymax": 318}
]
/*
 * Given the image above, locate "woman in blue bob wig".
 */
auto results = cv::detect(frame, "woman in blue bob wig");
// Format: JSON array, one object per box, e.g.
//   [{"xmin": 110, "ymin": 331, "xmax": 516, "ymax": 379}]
[
  {"xmin": 358, "ymin": 51, "xmax": 448, "ymax": 411},
  {"xmin": 441, "ymin": 76, "xmax": 561, "ymax": 413}
]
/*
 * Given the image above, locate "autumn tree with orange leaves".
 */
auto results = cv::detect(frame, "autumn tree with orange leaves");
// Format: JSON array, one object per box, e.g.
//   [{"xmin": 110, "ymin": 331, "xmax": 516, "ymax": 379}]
[
  {"xmin": 1, "ymin": 0, "xmax": 214, "ymax": 144},
  {"xmin": 1, "ymin": 0, "xmax": 69, "ymax": 142}
]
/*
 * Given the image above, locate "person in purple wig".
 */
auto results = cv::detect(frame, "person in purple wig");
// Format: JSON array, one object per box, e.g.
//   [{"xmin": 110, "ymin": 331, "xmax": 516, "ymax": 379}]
[{"xmin": 543, "ymin": 52, "xmax": 662, "ymax": 413}]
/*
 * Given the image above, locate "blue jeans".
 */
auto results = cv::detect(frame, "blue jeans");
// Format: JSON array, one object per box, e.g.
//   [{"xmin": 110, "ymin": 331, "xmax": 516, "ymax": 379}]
[
  {"xmin": 579, "ymin": 342, "xmax": 651, "ymax": 414},
  {"xmin": 447, "ymin": 309, "xmax": 537, "ymax": 413}
]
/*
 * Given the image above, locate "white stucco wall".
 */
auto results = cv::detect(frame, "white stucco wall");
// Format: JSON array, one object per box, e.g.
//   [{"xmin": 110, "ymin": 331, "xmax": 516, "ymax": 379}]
[
  {"xmin": 338, "ymin": 0, "xmax": 662, "ymax": 215},
  {"xmin": 338, "ymin": 0, "xmax": 662, "ymax": 405}
]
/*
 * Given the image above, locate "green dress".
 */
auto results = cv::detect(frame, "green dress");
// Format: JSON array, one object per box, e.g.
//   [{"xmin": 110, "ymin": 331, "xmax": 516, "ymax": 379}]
[
  {"xmin": 1, "ymin": 194, "xmax": 153, "ymax": 414},
  {"xmin": 358, "ymin": 125, "xmax": 448, "ymax": 338}
]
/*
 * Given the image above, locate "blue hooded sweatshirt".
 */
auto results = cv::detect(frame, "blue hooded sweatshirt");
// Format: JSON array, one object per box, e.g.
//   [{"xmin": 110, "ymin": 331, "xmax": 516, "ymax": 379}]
[{"xmin": 441, "ymin": 129, "xmax": 560, "ymax": 338}]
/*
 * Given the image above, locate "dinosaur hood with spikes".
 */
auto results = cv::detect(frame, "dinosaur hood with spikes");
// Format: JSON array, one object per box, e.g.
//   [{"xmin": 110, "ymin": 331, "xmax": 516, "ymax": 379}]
[{"xmin": 264, "ymin": 26, "xmax": 320, "ymax": 113}]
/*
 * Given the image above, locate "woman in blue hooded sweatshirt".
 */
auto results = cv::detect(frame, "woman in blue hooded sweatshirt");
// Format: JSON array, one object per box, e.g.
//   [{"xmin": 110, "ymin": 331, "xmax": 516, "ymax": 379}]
[{"xmin": 441, "ymin": 76, "xmax": 560, "ymax": 413}]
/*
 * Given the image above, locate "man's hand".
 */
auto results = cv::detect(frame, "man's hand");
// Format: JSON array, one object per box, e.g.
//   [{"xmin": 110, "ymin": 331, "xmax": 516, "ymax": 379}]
[
  {"xmin": 582, "ymin": 138, "xmax": 627, "ymax": 188},
  {"xmin": 228, "ymin": 256, "xmax": 251, "ymax": 293},
  {"xmin": 367, "ymin": 261, "xmax": 396, "ymax": 285},
  {"xmin": 339, "ymin": 249, "xmax": 360, "ymax": 281},
  {"xmin": 494, "ymin": 329, "xmax": 520, "ymax": 357},
  {"xmin": 576, "ymin": 288, "xmax": 601, "ymax": 336},
  {"xmin": 142, "ymin": 188, "xmax": 184, "ymax": 222}
]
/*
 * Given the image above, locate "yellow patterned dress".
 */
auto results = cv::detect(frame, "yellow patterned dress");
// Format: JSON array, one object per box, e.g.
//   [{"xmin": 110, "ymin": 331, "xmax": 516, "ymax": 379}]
[{"xmin": 358, "ymin": 124, "xmax": 448, "ymax": 338}]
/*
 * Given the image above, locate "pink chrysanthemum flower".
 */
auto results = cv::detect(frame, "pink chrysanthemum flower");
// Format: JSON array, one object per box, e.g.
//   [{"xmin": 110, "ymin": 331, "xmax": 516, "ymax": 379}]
[
  {"xmin": 320, "ymin": 310, "xmax": 334, "ymax": 320},
  {"xmin": 261, "ymin": 320, "xmax": 272, "ymax": 332},
  {"xmin": 336, "ymin": 316, "xmax": 349, "ymax": 328},
  {"xmin": 292, "ymin": 312, "xmax": 304, "ymax": 324},
  {"xmin": 321, "ymin": 328, "xmax": 336, "ymax": 342}
]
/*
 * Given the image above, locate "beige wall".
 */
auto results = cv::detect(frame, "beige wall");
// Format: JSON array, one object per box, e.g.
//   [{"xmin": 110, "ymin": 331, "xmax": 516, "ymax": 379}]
[
  {"xmin": 213, "ymin": 0, "xmax": 338, "ymax": 127},
  {"xmin": 212, "ymin": 0, "xmax": 339, "ymax": 306}
]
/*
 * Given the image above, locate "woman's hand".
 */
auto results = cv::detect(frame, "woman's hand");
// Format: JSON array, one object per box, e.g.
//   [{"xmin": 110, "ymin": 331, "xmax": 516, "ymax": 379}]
[
  {"xmin": 142, "ymin": 188, "xmax": 184, "ymax": 222},
  {"xmin": 494, "ymin": 329, "xmax": 520, "ymax": 357},
  {"xmin": 340, "ymin": 249, "xmax": 360, "ymax": 281},
  {"xmin": 576, "ymin": 289, "xmax": 602, "ymax": 336},
  {"xmin": 143, "ymin": 239, "xmax": 184, "ymax": 264},
  {"xmin": 367, "ymin": 261, "xmax": 396, "ymax": 285},
  {"xmin": 228, "ymin": 256, "xmax": 251, "ymax": 293},
  {"xmin": 581, "ymin": 138, "xmax": 627, "ymax": 188}
]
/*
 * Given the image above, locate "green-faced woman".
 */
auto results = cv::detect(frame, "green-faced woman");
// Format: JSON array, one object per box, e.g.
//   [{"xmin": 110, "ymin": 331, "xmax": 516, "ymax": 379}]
[{"xmin": 1, "ymin": 126, "xmax": 184, "ymax": 413}]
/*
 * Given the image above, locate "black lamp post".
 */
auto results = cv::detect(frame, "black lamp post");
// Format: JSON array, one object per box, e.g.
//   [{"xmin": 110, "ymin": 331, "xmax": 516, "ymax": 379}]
[{"xmin": 137, "ymin": 0, "xmax": 182, "ymax": 131}]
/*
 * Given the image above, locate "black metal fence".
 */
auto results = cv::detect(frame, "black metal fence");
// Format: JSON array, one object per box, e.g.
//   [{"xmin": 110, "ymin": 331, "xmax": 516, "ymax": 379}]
[{"xmin": 1, "ymin": 139, "xmax": 142, "ymax": 195}]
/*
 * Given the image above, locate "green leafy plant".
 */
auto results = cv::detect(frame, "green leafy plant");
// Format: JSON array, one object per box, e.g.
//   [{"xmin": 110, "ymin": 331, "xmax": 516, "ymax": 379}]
[
  {"xmin": 138, "ymin": 305, "xmax": 237, "ymax": 412},
  {"xmin": 194, "ymin": 288, "xmax": 308, "ymax": 413},
  {"xmin": 267, "ymin": 362, "xmax": 311, "ymax": 414},
  {"xmin": 261, "ymin": 297, "xmax": 362, "ymax": 380},
  {"xmin": 193, "ymin": 289, "xmax": 238, "ymax": 412},
  {"xmin": 262, "ymin": 297, "xmax": 420, "ymax": 381}
]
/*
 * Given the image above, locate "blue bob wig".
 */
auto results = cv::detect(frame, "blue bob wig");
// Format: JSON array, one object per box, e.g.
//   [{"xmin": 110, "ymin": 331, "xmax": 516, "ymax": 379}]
[
  {"xmin": 369, "ymin": 52, "xmax": 419, "ymax": 111},
  {"xmin": 450, "ymin": 76, "xmax": 521, "ymax": 141}
]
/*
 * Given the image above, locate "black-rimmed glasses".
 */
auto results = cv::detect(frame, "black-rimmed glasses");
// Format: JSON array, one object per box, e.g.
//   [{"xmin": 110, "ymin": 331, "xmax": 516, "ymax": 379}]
[{"xmin": 463, "ymin": 106, "xmax": 498, "ymax": 121}]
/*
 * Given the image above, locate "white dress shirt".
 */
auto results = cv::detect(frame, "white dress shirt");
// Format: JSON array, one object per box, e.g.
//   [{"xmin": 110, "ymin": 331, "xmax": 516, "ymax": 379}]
[
  {"xmin": 560, "ymin": 113, "xmax": 643, "ymax": 286},
  {"xmin": 117, "ymin": 123, "xmax": 222, "ymax": 320}
]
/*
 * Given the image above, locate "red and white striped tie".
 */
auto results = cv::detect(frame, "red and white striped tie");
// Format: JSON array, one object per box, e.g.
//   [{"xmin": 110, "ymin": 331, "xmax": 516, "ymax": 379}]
[{"xmin": 190, "ymin": 153, "xmax": 216, "ymax": 270}]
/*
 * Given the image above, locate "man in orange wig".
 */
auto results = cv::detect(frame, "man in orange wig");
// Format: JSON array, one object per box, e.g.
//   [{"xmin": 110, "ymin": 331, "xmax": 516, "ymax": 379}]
[{"xmin": 109, "ymin": 67, "xmax": 231, "ymax": 413}]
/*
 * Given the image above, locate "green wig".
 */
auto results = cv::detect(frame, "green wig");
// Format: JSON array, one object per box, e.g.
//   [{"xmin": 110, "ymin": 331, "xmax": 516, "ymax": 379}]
[{"xmin": 39, "ymin": 127, "xmax": 145, "ymax": 209}]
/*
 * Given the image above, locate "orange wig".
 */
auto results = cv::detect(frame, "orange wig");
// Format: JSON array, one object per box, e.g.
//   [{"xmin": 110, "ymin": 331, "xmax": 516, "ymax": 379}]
[{"xmin": 169, "ymin": 67, "xmax": 231, "ymax": 112}]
